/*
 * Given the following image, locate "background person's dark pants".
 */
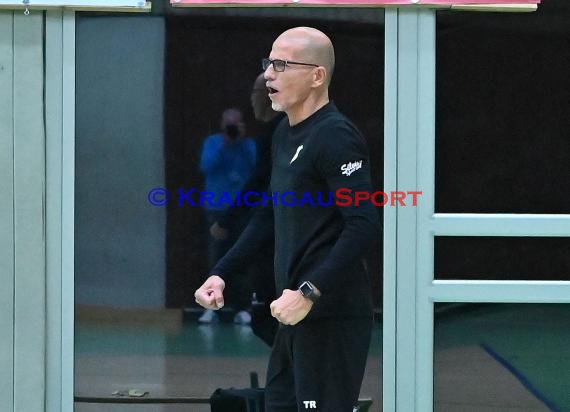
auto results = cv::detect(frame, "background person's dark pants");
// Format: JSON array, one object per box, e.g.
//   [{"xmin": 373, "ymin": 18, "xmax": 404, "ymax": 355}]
[
  {"xmin": 265, "ymin": 317, "xmax": 373, "ymax": 412},
  {"xmin": 248, "ymin": 247, "xmax": 278, "ymax": 346},
  {"xmin": 205, "ymin": 209, "xmax": 251, "ymax": 311}
]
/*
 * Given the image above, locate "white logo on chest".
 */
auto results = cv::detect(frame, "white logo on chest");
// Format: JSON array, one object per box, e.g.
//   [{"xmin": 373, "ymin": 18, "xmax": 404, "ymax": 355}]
[
  {"xmin": 290, "ymin": 145, "xmax": 304, "ymax": 164},
  {"xmin": 341, "ymin": 160, "xmax": 363, "ymax": 176}
]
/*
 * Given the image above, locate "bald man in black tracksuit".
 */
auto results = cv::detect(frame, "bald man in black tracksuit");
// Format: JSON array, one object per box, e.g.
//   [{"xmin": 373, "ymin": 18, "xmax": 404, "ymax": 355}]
[{"xmin": 195, "ymin": 27, "xmax": 380, "ymax": 412}]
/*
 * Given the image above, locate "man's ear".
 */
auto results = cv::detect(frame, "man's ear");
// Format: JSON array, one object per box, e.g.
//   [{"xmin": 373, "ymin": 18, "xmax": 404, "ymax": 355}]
[{"xmin": 312, "ymin": 66, "xmax": 327, "ymax": 88}]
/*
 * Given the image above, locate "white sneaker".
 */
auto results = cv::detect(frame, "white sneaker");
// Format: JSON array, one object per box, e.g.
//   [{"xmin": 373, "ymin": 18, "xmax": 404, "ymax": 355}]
[
  {"xmin": 233, "ymin": 310, "xmax": 252, "ymax": 325},
  {"xmin": 198, "ymin": 309, "xmax": 219, "ymax": 323}
]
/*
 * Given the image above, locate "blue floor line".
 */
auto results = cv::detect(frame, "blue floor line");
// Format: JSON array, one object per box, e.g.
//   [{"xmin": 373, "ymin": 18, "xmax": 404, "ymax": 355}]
[{"xmin": 480, "ymin": 343, "xmax": 561, "ymax": 412}]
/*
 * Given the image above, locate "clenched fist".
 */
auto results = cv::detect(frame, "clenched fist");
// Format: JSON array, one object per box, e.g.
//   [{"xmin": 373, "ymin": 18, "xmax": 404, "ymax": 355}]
[
  {"xmin": 270, "ymin": 289, "xmax": 313, "ymax": 325},
  {"xmin": 194, "ymin": 275, "xmax": 226, "ymax": 310}
]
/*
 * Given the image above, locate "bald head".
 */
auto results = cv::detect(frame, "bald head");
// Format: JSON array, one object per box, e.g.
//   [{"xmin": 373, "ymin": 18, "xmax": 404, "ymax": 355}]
[{"xmin": 274, "ymin": 27, "xmax": 335, "ymax": 86}]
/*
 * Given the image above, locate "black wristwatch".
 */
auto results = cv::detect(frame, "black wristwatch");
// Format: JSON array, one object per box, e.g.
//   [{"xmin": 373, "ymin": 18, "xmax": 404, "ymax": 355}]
[{"xmin": 298, "ymin": 281, "xmax": 321, "ymax": 303}]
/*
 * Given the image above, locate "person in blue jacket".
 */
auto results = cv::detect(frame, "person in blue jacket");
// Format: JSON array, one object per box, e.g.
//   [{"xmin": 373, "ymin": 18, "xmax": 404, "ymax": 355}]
[{"xmin": 198, "ymin": 108, "xmax": 256, "ymax": 324}]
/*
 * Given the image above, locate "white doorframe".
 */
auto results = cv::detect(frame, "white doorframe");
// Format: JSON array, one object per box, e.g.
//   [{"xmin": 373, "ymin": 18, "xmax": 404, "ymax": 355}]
[
  {"xmin": 52, "ymin": 10, "xmax": 396, "ymax": 412},
  {"xmin": 387, "ymin": 7, "xmax": 570, "ymax": 412},
  {"xmin": 0, "ymin": 11, "xmax": 16, "ymax": 412},
  {"xmin": 45, "ymin": 10, "xmax": 75, "ymax": 412},
  {"xmin": 383, "ymin": 8, "xmax": 399, "ymax": 412},
  {"xmin": 48, "ymin": 6, "xmax": 570, "ymax": 412},
  {"xmin": 384, "ymin": 9, "xmax": 438, "ymax": 411}
]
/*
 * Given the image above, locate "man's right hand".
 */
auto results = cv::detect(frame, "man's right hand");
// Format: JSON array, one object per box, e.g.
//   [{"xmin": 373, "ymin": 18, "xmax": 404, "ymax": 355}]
[{"xmin": 194, "ymin": 275, "xmax": 226, "ymax": 310}]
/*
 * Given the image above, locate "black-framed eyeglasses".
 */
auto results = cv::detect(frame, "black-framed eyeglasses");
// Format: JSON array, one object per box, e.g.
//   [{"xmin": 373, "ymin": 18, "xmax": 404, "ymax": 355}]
[{"xmin": 262, "ymin": 58, "xmax": 319, "ymax": 72}]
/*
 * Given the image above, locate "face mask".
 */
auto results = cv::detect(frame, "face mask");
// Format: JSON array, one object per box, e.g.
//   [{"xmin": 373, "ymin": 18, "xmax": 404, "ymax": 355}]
[{"xmin": 225, "ymin": 124, "xmax": 240, "ymax": 139}]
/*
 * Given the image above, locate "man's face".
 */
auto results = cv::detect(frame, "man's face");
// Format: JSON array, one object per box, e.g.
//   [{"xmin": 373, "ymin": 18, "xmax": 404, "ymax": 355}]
[{"xmin": 264, "ymin": 38, "xmax": 315, "ymax": 115}]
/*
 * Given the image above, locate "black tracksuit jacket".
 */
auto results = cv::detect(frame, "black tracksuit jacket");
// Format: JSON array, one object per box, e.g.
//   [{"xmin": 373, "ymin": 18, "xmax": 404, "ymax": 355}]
[{"xmin": 212, "ymin": 102, "xmax": 380, "ymax": 319}]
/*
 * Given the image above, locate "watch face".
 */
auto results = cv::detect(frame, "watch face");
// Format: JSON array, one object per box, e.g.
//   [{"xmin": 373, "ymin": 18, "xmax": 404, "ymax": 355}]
[
  {"xmin": 300, "ymin": 282, "xmax": 313, "ymax": 297},
  {"xmin": 300, "ymin": 281, "xmax": 317, "ymax": 301}
]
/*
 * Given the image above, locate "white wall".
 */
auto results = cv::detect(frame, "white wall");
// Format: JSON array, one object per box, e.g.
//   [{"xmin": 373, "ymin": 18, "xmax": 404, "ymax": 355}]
[{"xmin": 0, "ymin": 11, "xmax": 47, "ymax": 411}]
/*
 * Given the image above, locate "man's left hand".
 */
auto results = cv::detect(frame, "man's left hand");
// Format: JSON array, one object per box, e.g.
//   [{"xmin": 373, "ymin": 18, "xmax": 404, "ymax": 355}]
[{"xmin": 270, "ymin": 289, "xmax": 313, "ymax": 325}]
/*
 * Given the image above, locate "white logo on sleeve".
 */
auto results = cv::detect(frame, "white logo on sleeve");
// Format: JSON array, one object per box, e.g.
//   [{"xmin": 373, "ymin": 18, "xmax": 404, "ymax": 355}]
[
  {"xmin": 341, "ymin": 160, "xmax": 363, "ymax": 176},
  {"xmin": 303, "ymin": 400, "xmax": 317, "ymax": 409},
  {"xmin": 290, "ymin": 145, "xmax": 304, "ymax": 164}
]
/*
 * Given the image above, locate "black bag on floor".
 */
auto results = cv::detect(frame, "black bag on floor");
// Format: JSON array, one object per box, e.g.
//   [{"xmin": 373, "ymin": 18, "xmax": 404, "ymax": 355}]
[
  {"xmin": 209, "ymin": 387, "xmax": 265, "ymax": 412},
  {"xmin": 210, "ymin": 371, "xmax": 265, "ymax": 412}
]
